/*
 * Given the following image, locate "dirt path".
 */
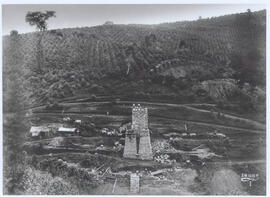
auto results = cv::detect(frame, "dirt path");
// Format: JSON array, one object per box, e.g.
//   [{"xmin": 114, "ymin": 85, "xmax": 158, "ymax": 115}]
[
  {"xmin": 216, "ymin": 159, "xmax": 266, "ymax": 165},
  {"xmin": 118, "ymin": 101, "xmax": 265, "ymax": 129},
  {"xmin": 31, "ymin": 99, "xmax": 265, "ymax": 128},
  {"xmin": 153, "ymin": 116, "xmax": 264, "ymax": 133},
  {"xmin": 30, "ymin": 100, "xmax": 265, "ymax": 133},
  {"xmin": 57, "ymin": 100, "xmax": 265, "ymax": 130},
  {"xmin": 31, "ymin": 100, "xmax": 263, "ymax": 127},
  {"xmin": 32, "ymin": 110, "xmax": 264, "ymax": 134}
]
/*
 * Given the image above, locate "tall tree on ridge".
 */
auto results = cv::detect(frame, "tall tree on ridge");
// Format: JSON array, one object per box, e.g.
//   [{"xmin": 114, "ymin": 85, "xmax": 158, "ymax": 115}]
[
  {"xmin": 25, "ymin": 11, "xmax": 56, "ymax": 72},
  {"xmin": 25, "ymin": 11, "xmax": 56, "ymax": 31}
]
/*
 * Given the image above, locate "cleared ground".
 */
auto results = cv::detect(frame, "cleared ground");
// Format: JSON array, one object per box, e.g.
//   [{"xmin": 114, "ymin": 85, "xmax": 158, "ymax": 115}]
[{"xmin": 25, "ymin": 98, "xmax": 266, "ymax": 195}]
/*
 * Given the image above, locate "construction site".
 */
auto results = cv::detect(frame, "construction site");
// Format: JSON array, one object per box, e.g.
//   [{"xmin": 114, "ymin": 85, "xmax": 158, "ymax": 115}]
[{"xmin": 22, "ymin": 100, "xmax": 266, "ymax": 195}]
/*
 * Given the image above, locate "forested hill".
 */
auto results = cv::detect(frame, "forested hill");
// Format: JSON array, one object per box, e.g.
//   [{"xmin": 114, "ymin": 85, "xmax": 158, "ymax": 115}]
[{"xmin": 3, "ymin": 9, "xmax": 266, "ymax": 110}]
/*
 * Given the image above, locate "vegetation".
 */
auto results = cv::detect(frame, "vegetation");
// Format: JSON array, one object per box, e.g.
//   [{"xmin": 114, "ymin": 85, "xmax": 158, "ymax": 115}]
[
  {"xmin": 3, "ymin": 29, "xmax": 29, "ymax": 194},
  {"xmin": 3, "ymin": 10, "xmax": 266, "ymax": 112},
  {"xmin": 20, "ymin": 167, "xmax": 80, "ymax": 195},
  {"xmin": 25, "ymin": 11, "xmax": 56, "ymax": 31},
  {"xmin": 3, "ymin": 153, "xmax": 80, "ymax": 194},
  {"xmin": 2, "ymin": 10, "xmax": 266, "ymax": 194}
]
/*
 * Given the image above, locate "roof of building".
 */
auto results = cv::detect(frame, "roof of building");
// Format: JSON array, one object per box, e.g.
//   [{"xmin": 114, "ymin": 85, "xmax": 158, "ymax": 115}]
[
  {"xmin": 58, "ymin": 127, "xmax": 77, "ymax": 132},
  {"xmin": 30, "ymin": 126, "xmax": 50, "ymax": 136},
  {"xmin": 30, "ymin": 126, "xmax": 50, "ymax": 133}
]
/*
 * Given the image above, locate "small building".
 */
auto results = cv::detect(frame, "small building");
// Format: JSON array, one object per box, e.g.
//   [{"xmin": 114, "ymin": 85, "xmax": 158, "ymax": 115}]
[
  {"xmin": 57, "ymin": 127, "xmax": 79, "ymax": 136},
  {"xmin": 30, "ymin": 126, "xmax": 51, "ymax": 138},
  {"xmin": 75, "ymin": 120, "xmax": 82, "ymax": 124}
]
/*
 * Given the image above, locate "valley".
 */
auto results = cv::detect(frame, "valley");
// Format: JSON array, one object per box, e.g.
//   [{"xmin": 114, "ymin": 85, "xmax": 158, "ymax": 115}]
[{"xmin": 20, "ymin": 96, "xmax": 266, "ymax": 195}]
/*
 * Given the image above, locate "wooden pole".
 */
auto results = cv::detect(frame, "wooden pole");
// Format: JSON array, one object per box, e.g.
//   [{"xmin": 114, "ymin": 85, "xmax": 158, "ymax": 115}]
[
  {"xmin": 95, "ymin": 164, "xmax": 104, "ymax": 171},
  {"xmin": 112, "ymin": 178, "xmax": 117, "ymax": 193}
]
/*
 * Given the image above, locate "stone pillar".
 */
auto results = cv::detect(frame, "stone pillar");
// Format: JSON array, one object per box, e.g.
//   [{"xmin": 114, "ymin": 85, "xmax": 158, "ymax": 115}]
[
  {"xmin": 138, "ymin": 129, "xmax": 153, "ymax": 160},
  {"xmin": 124, "ymin": 104, "xmax": 153, "ymax": 160},
  {"xmin": 123, "ymin": 133, "xmax": 137, "ymax": 159},
  {"xmin": 130, "ymin": 173, "xmax": 140, "ymax": 194},
  {"xmin": 132, "ymin": 105, "xmax": 148, "ymax": 135}
]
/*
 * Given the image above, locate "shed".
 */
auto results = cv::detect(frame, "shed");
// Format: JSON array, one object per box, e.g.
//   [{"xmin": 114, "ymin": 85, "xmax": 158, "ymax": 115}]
[
  {"xmin": 57, "ymin": 127, "xmax": 79, "ymax": 136},
  {"xmin": 30, "ymin": 126, "xmax": 51, "ymax": 138},
  {"xmin": 75, "ymin": 120, "xmax": 82, "ymax": 124}
]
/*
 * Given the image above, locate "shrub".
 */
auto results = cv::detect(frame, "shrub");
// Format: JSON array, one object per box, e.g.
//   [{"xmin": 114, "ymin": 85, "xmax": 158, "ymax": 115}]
[
  {"xmin": 37, "ymin": 158, "xmax": 101, "ymax": 190},
  {"xmin": 20, "ymin": 167, "xmax": 79, "ymax": 195}
]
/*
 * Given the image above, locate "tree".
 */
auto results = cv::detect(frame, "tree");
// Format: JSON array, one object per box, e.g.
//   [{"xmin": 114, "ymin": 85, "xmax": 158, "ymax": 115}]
[
  {"xmin": 25, "ymin": 11, "xmax": 56, "ymax": 74},
  {"xmin": 25, "ymin": 11, "xmax": 56, "ymax": 31},
  {"xmin": 10, "ymin": 30, "xmax": 18, "ymax": 36}
]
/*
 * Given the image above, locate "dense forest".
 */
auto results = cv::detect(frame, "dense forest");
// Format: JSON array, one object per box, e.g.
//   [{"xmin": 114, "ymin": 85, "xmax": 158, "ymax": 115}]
[{"xmin": 3, "ymin": 10, "xmax": 266, "ymax": 111}]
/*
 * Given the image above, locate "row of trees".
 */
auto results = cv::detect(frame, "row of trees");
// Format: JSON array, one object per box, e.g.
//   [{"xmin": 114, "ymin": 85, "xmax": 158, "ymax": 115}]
[{"xmin": 3, "ymin": 9, "xmax": 266, "ymax": 108}]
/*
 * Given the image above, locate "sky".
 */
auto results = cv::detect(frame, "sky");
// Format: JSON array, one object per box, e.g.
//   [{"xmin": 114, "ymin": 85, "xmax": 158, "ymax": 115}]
[{"xmin": 2, "ymin": 4, "xmax": 266, "ymax": 35}]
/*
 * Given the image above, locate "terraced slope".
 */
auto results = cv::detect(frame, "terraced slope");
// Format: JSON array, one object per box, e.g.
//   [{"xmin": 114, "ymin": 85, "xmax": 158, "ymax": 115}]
[{"xmin": 3, "ymin": 10, "xmax": 266, "ymax": 107}]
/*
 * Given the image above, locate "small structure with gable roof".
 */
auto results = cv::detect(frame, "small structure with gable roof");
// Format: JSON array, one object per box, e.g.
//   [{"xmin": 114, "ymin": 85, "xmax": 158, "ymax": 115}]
[
  {"xmin": 30, "ymin": 126, "xmax": 51, "ymax": 138},
  {"xmin": 75, "ymin": 119, "xmax": 82, "ymax": 124}
]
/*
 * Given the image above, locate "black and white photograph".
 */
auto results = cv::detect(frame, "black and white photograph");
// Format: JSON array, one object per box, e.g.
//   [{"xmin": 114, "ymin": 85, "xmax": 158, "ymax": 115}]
[{"xmin": 2, "ymin": 2, "xmax": 267, "ymax": 195}]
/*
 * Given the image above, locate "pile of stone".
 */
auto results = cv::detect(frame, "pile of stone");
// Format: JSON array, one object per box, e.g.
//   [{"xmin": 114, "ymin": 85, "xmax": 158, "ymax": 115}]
[
  {"xmin": 100, "ymin": 128, "xmax": 122, "ymax": 136},
  {"xmin": 154, "ymin": 154, "xmax": 176, "ymax": 164},
  {"xmin": 48, "ymin": 137, "xmax": 65, "ymax": 147},
  {"xmin": 95, "ymin": 144, "xmax": 105, "ymax": 151},
  {"xmin": 152, "ymin": 140, "xmax": 176, "ymax": 153},
  {"xmin": 112, "ymin": 141, "xmax": 124, "ymax": 151}
]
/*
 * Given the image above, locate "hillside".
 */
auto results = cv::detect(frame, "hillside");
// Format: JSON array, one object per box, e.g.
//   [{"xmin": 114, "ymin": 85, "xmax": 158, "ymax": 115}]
[
  {"xmin": 2, "ymin": 9, "xmax": 267, "ymax": 195},
  {"xmin": 3, "ymin": 10, "xmax": 266, "ymax": 111}
]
